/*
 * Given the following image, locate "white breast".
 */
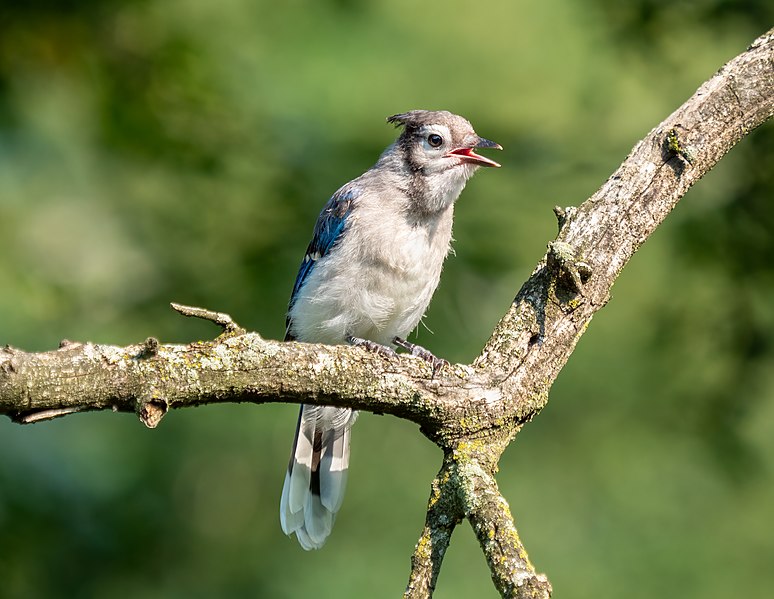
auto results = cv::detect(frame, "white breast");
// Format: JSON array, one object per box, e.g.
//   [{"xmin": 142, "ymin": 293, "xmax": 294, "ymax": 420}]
[{"xmin": 288, "ymin": 201, "xmax": 454, "ymax": 346}]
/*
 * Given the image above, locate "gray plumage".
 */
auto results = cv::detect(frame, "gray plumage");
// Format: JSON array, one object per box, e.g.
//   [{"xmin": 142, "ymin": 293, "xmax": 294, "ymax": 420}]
[{"xmin": 280, "ymin": 110, "xmax": 501, "ymax": 549}]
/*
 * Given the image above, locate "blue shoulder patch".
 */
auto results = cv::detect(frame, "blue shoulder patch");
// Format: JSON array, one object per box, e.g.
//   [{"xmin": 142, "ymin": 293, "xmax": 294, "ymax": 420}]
[{"xmin": 285, "ymin": 185, "xmax": 359, "ymax": 340}]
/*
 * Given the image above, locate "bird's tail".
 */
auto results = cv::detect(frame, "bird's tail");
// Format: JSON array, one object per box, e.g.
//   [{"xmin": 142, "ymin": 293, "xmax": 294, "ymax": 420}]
[{"xmin": 280, "ymin": 404, "xmax": 356, "ymax": 549}]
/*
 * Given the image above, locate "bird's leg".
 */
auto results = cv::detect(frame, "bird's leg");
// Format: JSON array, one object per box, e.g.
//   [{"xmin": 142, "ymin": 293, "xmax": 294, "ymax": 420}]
[
  {"xmin": 392, "ymin": 337, "xmax": 449, "ymax": 376},
  {"xmin": 346, "ymin": 335, "xmax": 398, "ymax": 359}
]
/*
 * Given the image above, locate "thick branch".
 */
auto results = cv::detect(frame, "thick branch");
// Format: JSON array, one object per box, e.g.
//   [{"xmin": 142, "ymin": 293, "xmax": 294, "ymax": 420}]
[
  {"xmin": 0, "ymin": 334, "xmax": 499, "ymax": 439},
  {"xmin": 476, "ymin": 28, "xmax": 774, "ymax": 414},
  {"xmin": 1, "ymin": 30, "xmax": 771, "ymax": 435}
]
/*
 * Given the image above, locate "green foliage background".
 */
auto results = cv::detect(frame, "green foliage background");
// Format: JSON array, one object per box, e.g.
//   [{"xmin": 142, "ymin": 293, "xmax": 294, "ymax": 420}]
[{"xmin": 0, "ymin": 1, "xmax": 772, "ymax": 597}]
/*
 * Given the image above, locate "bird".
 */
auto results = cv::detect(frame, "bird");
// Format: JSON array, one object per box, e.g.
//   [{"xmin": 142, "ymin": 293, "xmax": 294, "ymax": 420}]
[{"xmin": 279, "ymin": 109, "xmax": 501, "ymax": 550}]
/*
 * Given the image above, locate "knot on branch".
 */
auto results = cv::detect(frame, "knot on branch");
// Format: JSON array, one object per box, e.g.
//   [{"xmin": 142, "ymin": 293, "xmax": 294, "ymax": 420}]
[
  {"xmin": 553, "ymin": 205, "xmax": 577, "ymax": 232},
  {"xmin": 546, "ymin": 240, "xmax": 592, "ymax": 297},
  {"xmin": 664, "ymin": 125, "xmax": 696, "ymax": 168},
  {"xmin": 137, "ymin": 337, "xmax": 160, "ymax": 359},
  {"xmin": 138, "ymin": 393, "xmax": 168, "ymax": 429},
  {"xmin": 57, "ymin": 339, "xmax": 81, "ymax": 349},
  {"xmin": 0, "ymin": 353, "xmax": 15, "ymax": 374}
]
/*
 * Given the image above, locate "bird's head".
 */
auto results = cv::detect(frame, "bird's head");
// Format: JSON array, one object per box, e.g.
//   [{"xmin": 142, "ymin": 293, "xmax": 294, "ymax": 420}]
[
  {"xmin": 385, "ymin": 110, "xmax": 502, "ymax": 213},
  {"xmin": 387, "ymin": 110, "xmax": 501, "ymax": 174}
]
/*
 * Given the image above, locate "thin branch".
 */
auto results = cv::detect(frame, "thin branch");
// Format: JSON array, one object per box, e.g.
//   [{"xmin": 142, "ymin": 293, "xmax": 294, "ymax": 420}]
[
  {"xmin": 405, "ymin": 458, "xmax": 464, "ymax": 598},
  {"xmin": 170, "ymin": 302, "xmax": 246, "ymax": 335},
  {"xmin": 19, "ymin": 406, "xmax": 90, "ymax": 424}
]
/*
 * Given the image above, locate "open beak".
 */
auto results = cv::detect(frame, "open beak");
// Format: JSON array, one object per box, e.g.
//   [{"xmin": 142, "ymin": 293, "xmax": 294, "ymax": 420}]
[{"xmin": 446, "ymin": 137, "xmax": 502, "ymax": 168}]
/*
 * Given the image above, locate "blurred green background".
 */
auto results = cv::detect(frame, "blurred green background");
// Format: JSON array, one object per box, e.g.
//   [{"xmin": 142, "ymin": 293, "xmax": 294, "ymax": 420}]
[{"xmin": 1, "ymin": 1, "xmax": 772, "ymax": 597}]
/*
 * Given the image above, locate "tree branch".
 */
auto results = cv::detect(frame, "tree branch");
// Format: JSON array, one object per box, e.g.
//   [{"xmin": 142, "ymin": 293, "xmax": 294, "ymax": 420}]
[
  {"xmin": 1, "ymin": 28, "xmax": 772, "ymax": 599},
  {"xmin": 405, "ymin": 457, "xmax": 463, "ymax": 598},
  {"xmin": 475, "ymin": 27, "xmax": 774, "ymax": 405},
  {"xmin": 0, "ymin": 330, "xmax": 502, "ymax": 436}
]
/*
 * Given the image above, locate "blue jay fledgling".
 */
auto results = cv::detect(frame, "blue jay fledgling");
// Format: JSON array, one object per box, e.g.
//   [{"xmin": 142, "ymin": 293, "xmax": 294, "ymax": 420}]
[{"xmin": 279, "ymin": 110, "xmax": 501, "ymax": 549}]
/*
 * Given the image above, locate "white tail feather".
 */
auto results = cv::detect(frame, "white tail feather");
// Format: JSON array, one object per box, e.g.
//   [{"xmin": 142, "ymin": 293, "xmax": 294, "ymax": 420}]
[
  {"xmin": 319, "ymin": 425, "xmax": 350, "ymax": 512},
  {"xmin": 279, "ymin": 405, "xmax": 354, "ymax": 549},
  {"xmin": 304, "ymin": 491, "xmax": 334, "ymax": 546},
  {"xmin": 279, "ymin": 469, "xmax": 304, "ymax": 534},
  {"xmin": 287, "ymin": 426, "xmax": 313, "ymax": 514}
]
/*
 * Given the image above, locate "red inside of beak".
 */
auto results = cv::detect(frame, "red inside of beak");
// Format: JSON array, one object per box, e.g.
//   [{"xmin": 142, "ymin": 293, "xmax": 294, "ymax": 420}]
[
  {"xmin": 450, "ymin": 148, "xmax": 476, "ymax": 158},
  {"xmin": 447, "ymin": 147, "xmax": 501, "ymax": 167}
]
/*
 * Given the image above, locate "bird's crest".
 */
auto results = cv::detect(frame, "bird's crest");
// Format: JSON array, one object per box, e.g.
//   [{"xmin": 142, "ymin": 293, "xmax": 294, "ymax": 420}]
[{"xmin": 387, "ymin": 110, "xmax": 454, "ymax": 131}]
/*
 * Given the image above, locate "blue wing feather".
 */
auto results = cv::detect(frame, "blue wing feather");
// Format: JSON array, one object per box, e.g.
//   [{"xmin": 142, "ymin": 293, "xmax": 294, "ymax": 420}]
[{"xmin": 285, "ymin": 185, "xmax": 359, "ymax": 340}]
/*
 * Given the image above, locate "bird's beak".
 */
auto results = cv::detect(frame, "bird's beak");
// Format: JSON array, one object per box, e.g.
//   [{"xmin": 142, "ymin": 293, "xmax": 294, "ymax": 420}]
[{"xmin": 446, "ymin": 137, "xmax": 503, "ymax": 168}]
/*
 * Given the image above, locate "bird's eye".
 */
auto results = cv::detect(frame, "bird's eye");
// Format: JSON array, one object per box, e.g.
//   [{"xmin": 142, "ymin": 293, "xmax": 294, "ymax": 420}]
[{"xmin": 427, "ymin": 133, "xmax": 443, "ymax": 148}]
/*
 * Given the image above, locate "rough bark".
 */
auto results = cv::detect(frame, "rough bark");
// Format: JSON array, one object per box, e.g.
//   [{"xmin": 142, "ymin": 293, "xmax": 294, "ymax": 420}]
[{"xmin": 1, "ymin": 29, "xmax": 773, "ymax": 599}]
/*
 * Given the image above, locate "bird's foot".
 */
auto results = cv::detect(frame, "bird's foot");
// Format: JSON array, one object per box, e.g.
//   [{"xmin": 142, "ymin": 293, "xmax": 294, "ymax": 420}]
[
  {"xmin": 347, "ymin": 335, "xmax": 398, "ymax": 359},
  {"xmin": 392, "ymin": 337, "xmax": 448, "ymax": 376}
]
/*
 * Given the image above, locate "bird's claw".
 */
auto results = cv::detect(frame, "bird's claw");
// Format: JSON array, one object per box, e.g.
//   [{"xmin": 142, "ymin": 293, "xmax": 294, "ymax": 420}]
[
  {"xmin": 392, "ymin": 337, "xmax": 449, "ymax": 376},
  {"xmin": 347, "ymin": 335, "xmax": 399, "ymax": 359}
]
